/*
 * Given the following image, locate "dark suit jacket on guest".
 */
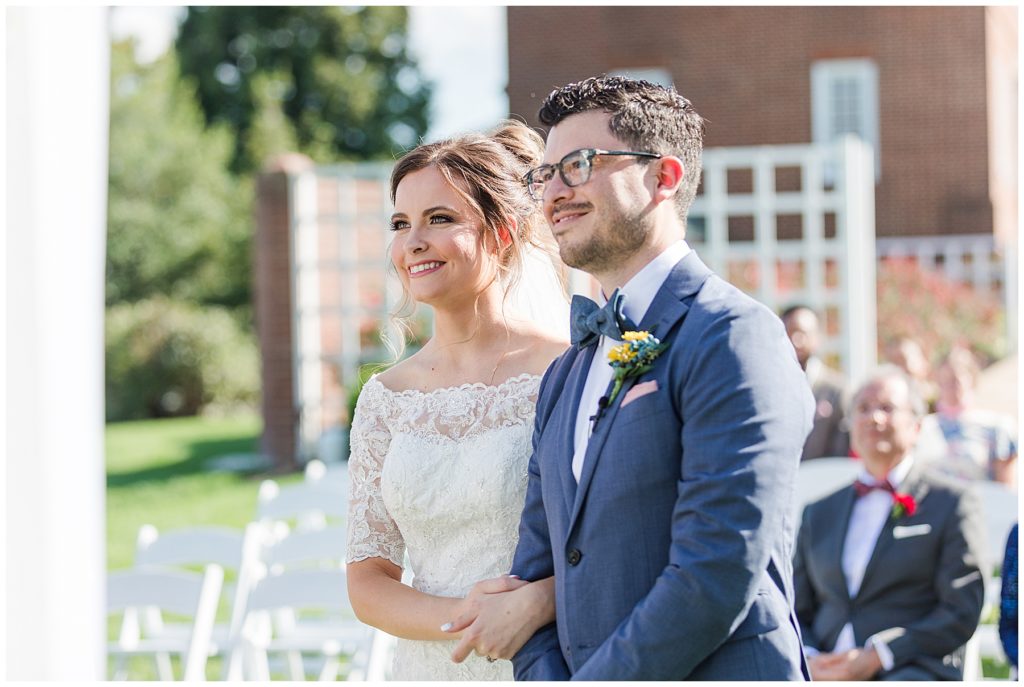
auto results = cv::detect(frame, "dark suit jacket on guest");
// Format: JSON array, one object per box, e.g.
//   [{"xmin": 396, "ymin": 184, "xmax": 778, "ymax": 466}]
[
  {"xmin": 802, "ymin": 361, "xmax": 850, "ymax": 461},
  {"xmin": 794, "ymin": 461, "xmax": 988, "ymax": 680}
]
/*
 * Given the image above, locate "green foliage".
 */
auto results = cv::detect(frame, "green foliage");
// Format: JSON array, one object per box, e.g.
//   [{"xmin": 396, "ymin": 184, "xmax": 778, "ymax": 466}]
[
  {"xmin": 175, "ymin": 6, "xmax": 432, "ymax": 172},
  {"xmin": 876, "ymin": 258, "xmax": 1007, "ymax": 364},
  {"xmin": 105, "ymin": 298, "xmax": 259, "ymax": 421},
  {"xmin": 107, "ymin": 41, "xmax": 253, "ymax": 310}
]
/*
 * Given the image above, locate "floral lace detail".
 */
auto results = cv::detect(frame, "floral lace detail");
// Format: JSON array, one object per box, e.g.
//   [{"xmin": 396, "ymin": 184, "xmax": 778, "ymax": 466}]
[{"xmin": 345, "ymin": 373, "xmax": 541, "ymax": 680}]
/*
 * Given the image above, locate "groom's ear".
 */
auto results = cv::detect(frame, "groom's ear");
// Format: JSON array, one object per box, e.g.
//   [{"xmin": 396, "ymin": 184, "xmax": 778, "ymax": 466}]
[{"xmin": 651, "ymin": 156, "xmax": 685, "ymax": 204}]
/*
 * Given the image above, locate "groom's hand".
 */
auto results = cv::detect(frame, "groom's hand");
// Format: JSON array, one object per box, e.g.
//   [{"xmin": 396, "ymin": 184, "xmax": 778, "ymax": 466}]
[{"xmin": 444, "ymin": 575, "xmax": 532, "ymax": 662}]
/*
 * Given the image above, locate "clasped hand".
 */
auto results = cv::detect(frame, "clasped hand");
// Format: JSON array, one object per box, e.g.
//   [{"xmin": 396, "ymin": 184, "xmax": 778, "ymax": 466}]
[
  {"xmin": 807, "ymin": 647, "xmax": 882, "ymax": 681},
  {"xmin": 442, "ymin": 574, "xmax": 537, "ymax": 663}
]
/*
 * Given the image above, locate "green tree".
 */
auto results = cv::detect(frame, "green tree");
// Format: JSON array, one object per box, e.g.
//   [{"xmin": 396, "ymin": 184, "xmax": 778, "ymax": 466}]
[
  {"xmin": 175, "ymin": 6, "xmax": 432, "ymax": 173},
  {"xmin": 106, "ymin": 40, "xmax": 252, "ymax": 310}
]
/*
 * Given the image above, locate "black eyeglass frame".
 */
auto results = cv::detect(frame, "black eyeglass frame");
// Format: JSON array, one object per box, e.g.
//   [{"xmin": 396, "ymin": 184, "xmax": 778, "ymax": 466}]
[{"xmin": 523, "ymin": 148, "xmax": 662, "ymax": 201}]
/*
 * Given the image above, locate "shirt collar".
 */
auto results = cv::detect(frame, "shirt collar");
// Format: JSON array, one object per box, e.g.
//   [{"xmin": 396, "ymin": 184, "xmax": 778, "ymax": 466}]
[
  {"xmin": 856, "ymin": 455, "xmax": 915, "ymax": 489},
  {"xmin": 601, "ymin": 240, "xmax": 690, "ymax": 326}
]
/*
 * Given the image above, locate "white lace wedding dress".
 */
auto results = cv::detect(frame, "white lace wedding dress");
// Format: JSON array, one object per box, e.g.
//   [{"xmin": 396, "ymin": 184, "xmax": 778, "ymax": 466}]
[{"xmin": 346, "ymin": 372, "xmax": 541, "ymax": 681}]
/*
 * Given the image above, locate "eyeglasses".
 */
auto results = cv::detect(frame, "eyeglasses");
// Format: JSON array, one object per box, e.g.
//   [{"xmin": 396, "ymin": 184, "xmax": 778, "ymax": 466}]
[{"xmin": 523, "ymin": 148, "xmax": 662, "ymax": 201}]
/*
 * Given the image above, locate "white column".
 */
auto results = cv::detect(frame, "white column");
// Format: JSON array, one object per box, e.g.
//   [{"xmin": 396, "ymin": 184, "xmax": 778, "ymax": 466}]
[{"xmin": 5, "ymin": 7, "xmax": 109, "ymax": 680}]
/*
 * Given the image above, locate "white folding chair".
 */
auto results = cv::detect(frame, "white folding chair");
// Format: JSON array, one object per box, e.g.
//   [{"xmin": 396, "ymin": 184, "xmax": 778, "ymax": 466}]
[
  {"xmin": 257, "ymin": 477, "xmax": 348, "ymax": 532},
  {"xmin": 107, "ymin": 564, "xmax": 223, "ymax": 680},
  {"xmin": 796, "ymin": 456, "xmax": 861, "ymax": 511},
  {"xmin": 131, "ymin": 523, "xmax": 266, "ymax": 680},
  {"xmin": 239, "ymin": 568, "xmax": 375, "ymax": 681},
  {"xmin": 974, "ymin": 481, "xmax": 1018, "ymax": 564}
]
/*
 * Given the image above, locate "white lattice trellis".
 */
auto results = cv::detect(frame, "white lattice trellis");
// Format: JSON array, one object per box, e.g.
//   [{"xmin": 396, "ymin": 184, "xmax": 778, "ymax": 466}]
[{"xmin": 689, "ymin": 136, "xmax": 877, "ymax": 384}]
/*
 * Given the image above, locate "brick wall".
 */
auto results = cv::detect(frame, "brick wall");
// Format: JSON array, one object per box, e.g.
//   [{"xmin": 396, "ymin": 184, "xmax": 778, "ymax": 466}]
[{"xmin": 508, "ymin": 6, "xmax": 1007, "ymax": 238}]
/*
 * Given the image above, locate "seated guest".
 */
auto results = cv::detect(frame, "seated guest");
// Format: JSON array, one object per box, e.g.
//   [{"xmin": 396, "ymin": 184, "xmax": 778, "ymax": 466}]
[
  {"xmin": 794, "ymin": 365, "xmax": 988, "ymax": 680},
  {"xmin": 1000, "ymin": 524, "xmax": 1018, "ymax": 674},
  {"xmin": 883, "ymin": 336, "xmax": 937, "ymax": 412},
  {"xmin": 782, "ymin": 304, "xmax": 850, "ymax": 460},
  {"xmin": 917, "ymin": 345, "xmax": 1017, "ymax": 487}
]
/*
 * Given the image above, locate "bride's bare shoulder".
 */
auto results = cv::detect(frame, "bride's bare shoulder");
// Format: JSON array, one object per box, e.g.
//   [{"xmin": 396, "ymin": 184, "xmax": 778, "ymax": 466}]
[{"xmin": 374, "ymin": 354, "xmax": 429, "ymax": 392}]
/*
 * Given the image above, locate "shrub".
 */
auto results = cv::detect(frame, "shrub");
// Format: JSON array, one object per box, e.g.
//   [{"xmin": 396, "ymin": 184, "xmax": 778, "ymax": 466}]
[
  {"xmin": 105, "ymin": 298, "xmax": 260, "ymax": 421},
  {"xmin": 876, "ymin": 257, "xmax": 1007, "ymax": 365}
]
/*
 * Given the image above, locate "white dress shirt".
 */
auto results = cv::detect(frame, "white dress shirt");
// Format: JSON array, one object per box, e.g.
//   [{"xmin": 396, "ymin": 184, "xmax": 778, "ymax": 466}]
[
  {"xmin": 815, "ymin": 456, "xmax": 914, "ymax": 670},
  {"xmin": 571, "ymin": 240, "xmax": 690, "ymax": 482}
]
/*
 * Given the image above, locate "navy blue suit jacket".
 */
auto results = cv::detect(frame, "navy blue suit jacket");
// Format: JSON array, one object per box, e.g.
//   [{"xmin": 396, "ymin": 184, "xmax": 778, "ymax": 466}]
[{"xmin": 511, "ymin": 252, "xmax": 814, "ymax": 680}]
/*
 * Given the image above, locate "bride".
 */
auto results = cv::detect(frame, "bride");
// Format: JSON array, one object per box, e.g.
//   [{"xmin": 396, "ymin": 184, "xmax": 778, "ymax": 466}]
[{"xmin": 345, "ymin": 120, "xmax": 569, "ymax": 680}]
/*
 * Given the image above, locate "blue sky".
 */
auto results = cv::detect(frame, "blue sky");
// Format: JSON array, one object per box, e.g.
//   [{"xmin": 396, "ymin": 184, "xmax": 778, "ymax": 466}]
[{"xmin": 109, "ymin": 5, "xmax": 508, "ymax": 141}]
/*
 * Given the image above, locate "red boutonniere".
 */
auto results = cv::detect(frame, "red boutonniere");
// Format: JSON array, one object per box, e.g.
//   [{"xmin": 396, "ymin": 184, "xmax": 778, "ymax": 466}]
[{"xmin": 891, "ymin": 492, "xmax": 917, "ymax": 520}]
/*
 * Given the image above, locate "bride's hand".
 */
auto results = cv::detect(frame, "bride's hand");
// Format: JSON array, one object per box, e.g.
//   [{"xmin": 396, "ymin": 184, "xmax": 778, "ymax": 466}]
[{"xmin": 447, "ymin": 576, "xmax": 553, "ymax": 663}]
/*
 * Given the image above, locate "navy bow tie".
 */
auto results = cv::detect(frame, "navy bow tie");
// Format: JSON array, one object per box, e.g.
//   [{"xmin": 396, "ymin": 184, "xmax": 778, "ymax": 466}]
[{"xmin": 569, "ymin": 289, "xmax": 637, "ymax": 349}]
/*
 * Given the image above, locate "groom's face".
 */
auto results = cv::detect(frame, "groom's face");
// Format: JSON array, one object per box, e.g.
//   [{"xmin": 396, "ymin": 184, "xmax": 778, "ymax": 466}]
[{"xmin": 541, "ymin": 111, "xmax": 654, "ymax": 275}]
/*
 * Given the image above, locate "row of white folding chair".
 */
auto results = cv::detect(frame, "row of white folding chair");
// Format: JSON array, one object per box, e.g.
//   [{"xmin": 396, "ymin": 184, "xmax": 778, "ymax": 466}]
[
  {"xmin": 256, "ymin": 471, "xmax": 347, "ymax": 532},
  {"xmin": 107, "ymin": 563, "xmax": 224, "ymax": 680},
  {"xmin": 238, "ymin": 520, "xmax": 381, "ymax": 680},
  {"xmin": 114, "ymin": 523, "xmax": 264, "ymax": 680}
]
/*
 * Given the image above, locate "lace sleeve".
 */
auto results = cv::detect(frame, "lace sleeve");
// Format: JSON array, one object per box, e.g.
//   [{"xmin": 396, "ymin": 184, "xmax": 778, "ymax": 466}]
[{"xmin": 346, "ymin": 378, "xmax": 405, "ymax": 567}]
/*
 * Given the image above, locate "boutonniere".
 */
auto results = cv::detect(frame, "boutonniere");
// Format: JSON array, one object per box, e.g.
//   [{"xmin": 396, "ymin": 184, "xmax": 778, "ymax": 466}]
[
  {"xmin": 891, "ymin": 492, "xmax": 917, "ymax": 520},
  {"xmin": 607, "ymin": 331, "xmax": 665, "ymax": 404}
]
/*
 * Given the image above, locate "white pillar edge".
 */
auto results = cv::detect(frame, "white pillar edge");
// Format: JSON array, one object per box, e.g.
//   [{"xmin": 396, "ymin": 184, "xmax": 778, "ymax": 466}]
[{"xmin": 5, "ymin": 7, "xmax": 109, "ymax": 680}]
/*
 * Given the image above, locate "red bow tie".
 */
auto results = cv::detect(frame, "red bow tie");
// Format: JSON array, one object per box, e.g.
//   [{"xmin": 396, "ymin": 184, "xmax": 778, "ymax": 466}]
[{"xmin": 853, "ymin": 479, "xmax": 896, "ymax": 498}]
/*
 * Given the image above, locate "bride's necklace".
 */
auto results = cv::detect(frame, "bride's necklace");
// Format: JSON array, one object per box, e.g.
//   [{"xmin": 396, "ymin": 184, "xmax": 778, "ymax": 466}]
[{"xmin": 487, "ymin": 346, "xmax": 511, "ymax": 387}]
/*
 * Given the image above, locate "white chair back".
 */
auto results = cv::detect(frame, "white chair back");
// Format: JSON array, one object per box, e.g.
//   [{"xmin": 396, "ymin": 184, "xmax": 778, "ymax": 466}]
[
  {"xmin": 131, "ymin": 523, "xmax": 266, "ymax": 680},
  {"xmin": 973, "ymin": 480, "xmax": 1018, "ymax": 564},
  {"xmin": 257, "ymin": 478, "xmax": 347, "ymax": 531},
  {"xmin": 240, "ymin": 568, "xmax": 375, "ymax": 681},
  {"xmin": 796, "ymin": 457, "xmax": 861, "ymax": 510},
  {"xmin": 107, "ymin": 564, "xmax": 223, "ymax": 681}
]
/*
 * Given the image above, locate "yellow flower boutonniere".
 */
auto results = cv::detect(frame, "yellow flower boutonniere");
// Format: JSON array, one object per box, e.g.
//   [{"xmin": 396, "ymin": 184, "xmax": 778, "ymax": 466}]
[{"xmin": 607, "ymin": 331, "xmax": 665, "ymax": 404}]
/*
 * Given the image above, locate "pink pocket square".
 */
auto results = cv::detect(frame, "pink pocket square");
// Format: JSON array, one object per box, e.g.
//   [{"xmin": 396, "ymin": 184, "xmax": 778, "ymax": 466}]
[{"xmin": 620, "ymin": 379, "xmax": 659, "ymax": 408}]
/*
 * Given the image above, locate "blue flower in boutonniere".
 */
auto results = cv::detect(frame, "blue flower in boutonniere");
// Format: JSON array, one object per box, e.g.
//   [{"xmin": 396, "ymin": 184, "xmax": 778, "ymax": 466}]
[{"xmin": 606, "ymin": 331, "xmax": 665, "ymax": 404}]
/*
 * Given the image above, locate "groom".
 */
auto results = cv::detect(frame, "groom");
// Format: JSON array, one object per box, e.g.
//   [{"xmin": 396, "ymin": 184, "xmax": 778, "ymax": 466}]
[{"xmin": 510, "ymin": 76, "xmax": 815, "ymax": 679}]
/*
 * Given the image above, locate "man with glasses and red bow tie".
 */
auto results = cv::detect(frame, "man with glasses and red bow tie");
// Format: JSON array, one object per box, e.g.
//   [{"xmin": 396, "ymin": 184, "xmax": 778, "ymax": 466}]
[{"xmin": 794, "ymin": 365, "xmax": 987, "ymax": 680}]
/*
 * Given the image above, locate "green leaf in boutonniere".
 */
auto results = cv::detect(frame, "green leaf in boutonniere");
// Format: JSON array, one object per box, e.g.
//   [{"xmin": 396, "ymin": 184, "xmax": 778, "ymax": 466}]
[{"xmin": 606, "ymin": 331, "xmax": 665, "ymax": 404}]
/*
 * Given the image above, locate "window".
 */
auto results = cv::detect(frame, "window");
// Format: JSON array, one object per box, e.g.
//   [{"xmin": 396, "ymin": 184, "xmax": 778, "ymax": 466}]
[{"xmin": 811, "ymin": 59, "xmax": 880, "ymax": 181}]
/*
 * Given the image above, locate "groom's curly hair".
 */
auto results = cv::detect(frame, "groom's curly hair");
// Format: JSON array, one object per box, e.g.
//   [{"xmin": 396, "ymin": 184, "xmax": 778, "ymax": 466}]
[{"xmin": 538, "ymin": 75, "xmax": 706, "ymax": 224}]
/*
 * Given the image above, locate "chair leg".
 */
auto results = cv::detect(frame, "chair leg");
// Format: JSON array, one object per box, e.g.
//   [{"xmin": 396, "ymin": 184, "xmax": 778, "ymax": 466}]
[
  {"xmin": 318, "ymin": 655, "xmax": 340, "ymax": 681},
  {"xmin": 286, "ymin": 650, "xmax": 305, "ymax": 679},
  {"xmin": 111, "ymin": 654, "xmax": 128, "ymax": 681},
  {"xmin": 154, "ymin": 652, "xmax": 174, "ymax": 680}
]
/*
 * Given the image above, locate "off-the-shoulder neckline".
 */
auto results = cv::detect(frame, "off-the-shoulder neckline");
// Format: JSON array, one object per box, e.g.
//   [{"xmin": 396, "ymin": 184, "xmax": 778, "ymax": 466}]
[{"xmin": 366, "ymin": 371, "xmax": 542, "ymax": 398}]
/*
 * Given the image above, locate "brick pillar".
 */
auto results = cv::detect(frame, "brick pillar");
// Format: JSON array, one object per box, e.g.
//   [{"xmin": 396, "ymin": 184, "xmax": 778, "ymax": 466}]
[{"xmin": 254, "ymin": 153, "xmax": 314, "ymax": 472}]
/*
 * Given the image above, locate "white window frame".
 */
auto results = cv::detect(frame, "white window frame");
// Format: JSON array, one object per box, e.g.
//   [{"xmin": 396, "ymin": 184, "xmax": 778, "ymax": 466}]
[{"xmin": 811, "ymin": 59, "xmax": 881, "ymax": 181}]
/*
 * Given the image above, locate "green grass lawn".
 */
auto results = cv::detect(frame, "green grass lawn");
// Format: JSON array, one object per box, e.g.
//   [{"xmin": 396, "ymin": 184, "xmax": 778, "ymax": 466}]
[{"xmin": 106, "ymin": 412, "xmax": 304, "ymax": 571}]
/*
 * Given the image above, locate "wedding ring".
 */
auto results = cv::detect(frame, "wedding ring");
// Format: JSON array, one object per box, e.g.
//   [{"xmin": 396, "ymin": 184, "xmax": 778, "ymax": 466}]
[{"xmin": 486, "ymin": 656, "xmax": 496, "ymax": 663}]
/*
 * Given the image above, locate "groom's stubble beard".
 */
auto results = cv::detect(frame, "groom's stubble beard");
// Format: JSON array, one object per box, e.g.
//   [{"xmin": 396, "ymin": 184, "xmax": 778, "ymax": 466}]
[{"xmin": 556, "ymin": 201, "xmax": 650, "ymax": 276}]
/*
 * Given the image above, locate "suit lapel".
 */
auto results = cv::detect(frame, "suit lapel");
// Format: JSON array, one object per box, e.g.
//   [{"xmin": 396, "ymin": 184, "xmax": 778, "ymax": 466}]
[
  {"xmin": 830, "ymin": 487, "xmax": 858, "ymax": 600},
  {"xmin": 567, "ymin": 252, "xmax": 713, "ymax": 536},
  {"xmin": 857, "ymin": 465, "xmax": 931, "ymax": 598}
]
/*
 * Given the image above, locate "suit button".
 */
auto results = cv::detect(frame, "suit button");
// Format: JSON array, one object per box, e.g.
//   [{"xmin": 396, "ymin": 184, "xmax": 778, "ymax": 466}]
[{"xmin": 567, "ymin": 549, "xmax": 582, "ymax": 566}]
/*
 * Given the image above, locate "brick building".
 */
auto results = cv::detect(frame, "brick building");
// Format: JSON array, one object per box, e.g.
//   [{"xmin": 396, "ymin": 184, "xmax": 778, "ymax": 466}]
[{"xmin": 506, "ymin": 6, "xmax": 1017, "ymax": 245}]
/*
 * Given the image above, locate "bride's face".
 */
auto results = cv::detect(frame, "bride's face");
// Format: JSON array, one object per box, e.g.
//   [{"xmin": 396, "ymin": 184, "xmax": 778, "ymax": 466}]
[{"xmin": 390, "ymin": 165, "xmax": 499, "ymax": 308}]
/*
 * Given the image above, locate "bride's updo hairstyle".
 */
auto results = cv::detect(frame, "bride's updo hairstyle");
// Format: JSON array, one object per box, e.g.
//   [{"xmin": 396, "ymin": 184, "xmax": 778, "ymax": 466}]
[{"xmin": 386, "ymin": 120, "xmax": 563, "ymax": 354}]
